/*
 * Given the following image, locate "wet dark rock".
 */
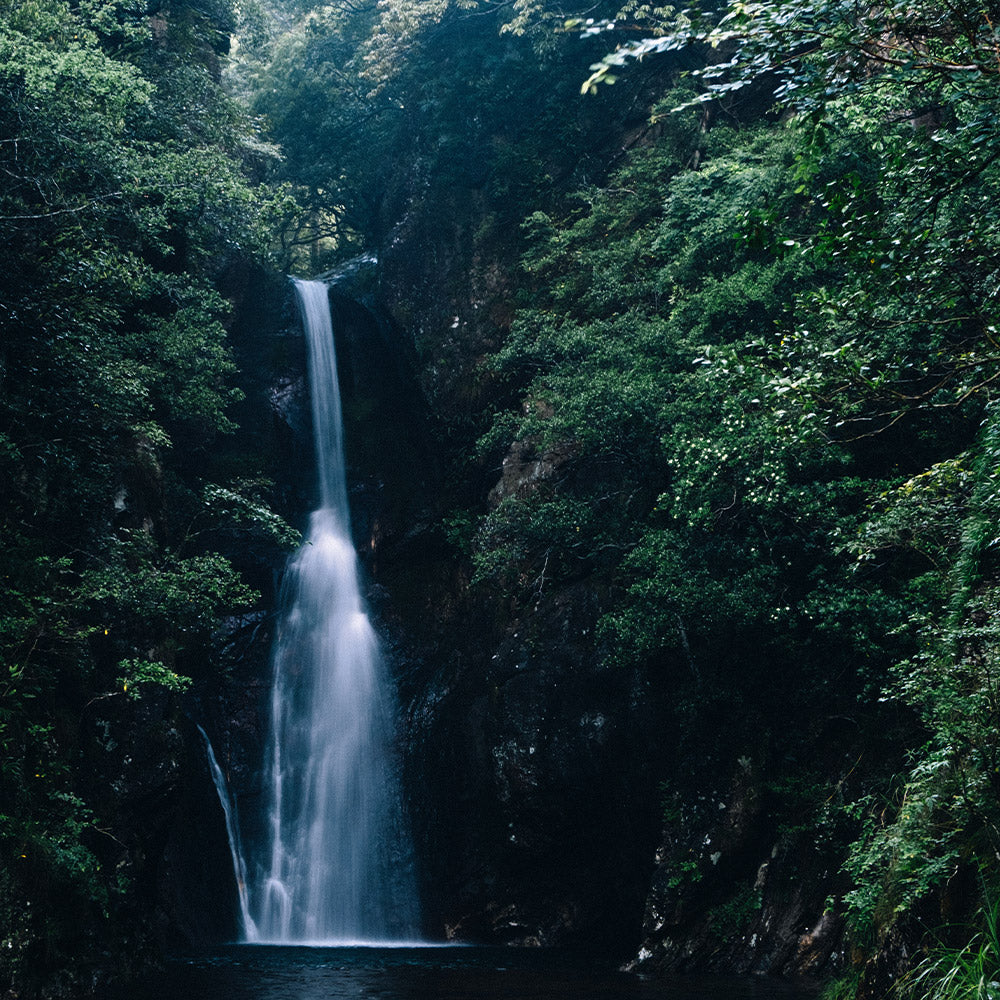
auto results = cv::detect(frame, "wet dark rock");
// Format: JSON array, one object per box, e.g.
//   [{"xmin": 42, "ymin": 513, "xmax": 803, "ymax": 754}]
[
  {"xmin": 628, "ymin": 758, "xmax": 849, "ymax": 979},
  {"xmin": 151, "ymin": 247, "xmax": 858, "ymax": 990},
  {"xmin": 401, "ymin": 578, "xmax": 666, "ymax": 956},
  {"xmin": 49, "ymin": 690, "xmax": 203, "ymax": 989},
  {"xmin": 157, "ymin": 715, "xmax": 242, "ymax": 947},
  {"xmin": 487, "ymin": 437, "xmax": 578, "ymax": 508}
]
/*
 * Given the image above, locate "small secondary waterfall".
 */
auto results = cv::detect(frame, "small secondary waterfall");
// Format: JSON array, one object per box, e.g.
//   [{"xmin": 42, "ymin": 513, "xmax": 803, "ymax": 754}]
[
  {"xmin": 248, "ymin": 278, "xmax": 419, "ymax": 944},
  {"xmin": 197, "ymin": 726, "xmax": 258, "ymax": 940}
]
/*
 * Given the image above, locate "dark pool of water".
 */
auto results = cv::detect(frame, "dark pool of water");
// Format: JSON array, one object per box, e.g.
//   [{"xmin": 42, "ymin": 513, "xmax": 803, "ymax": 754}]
[{"xmin": 130, "ymin": 945, "xmax": 820, "ymax": 1000}]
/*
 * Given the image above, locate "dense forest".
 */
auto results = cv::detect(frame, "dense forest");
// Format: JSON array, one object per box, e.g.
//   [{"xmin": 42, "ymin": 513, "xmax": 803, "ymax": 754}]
[{"xmin": 2, "ymin": 0, "xmax": 1000, "ymax": 996}]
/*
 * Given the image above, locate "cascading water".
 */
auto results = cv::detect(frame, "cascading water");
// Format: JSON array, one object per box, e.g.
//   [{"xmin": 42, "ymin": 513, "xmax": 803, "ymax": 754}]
[
  {"xmin": 197, "ymin": 726, "xmax": 258, "ymax": 940},
  {"xmin": 248, "ymin": 278, "xmax": 420, "ymax": 945}
]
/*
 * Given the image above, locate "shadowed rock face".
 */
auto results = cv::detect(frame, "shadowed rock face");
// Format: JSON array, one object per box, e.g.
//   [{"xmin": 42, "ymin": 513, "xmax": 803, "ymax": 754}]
[
  {"xmin": 626, "ymin": 756, "xmax": 849, "ymax": 979},
  {"xmin": 167, "ymin": 268, "xmax": 667, "ymax": 958},
  {"xmin": 401, "ymin": 576, "xmax": 668, "ymax": 956},
  {"xmin": 165, "ymin": 262, "xmax": 850, "ymax": 975}
]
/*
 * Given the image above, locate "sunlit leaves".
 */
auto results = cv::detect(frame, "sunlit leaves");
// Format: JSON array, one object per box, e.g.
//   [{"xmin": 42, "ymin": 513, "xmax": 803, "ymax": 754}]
[
  {"xmin": 116, "ymin": 658, "xmax": 192, "ymax": 699},
  {"xmin": 578, "ymin": 0, "xmax": 1000, "ymax": 112},
  {"xmin": 200, "ymin": 483, "xmax": 301, "ymax": 549},
  {"xmin": 361, "ymin": 0, "xmax": 452, "ymax": 94}
]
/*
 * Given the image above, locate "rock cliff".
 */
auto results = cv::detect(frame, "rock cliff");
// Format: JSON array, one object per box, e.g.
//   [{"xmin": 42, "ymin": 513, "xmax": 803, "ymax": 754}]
[{"xmin": 169, "ymin": 196, "xmax": 857, "ymax": 981}]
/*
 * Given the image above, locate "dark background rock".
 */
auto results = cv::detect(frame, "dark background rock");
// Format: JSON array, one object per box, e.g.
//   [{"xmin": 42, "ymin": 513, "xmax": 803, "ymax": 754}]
[
  {"xmin": 402, "ymin": 579, "xmax": 668, "ymax": 955},
  {"xmin": 160, "ymin": 242, "xmax": 860, "ymax": 978}
]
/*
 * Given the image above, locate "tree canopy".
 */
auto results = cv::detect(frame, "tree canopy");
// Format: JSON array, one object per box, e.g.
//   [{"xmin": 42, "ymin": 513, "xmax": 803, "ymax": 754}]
[{"xmin": 0, "ymin": 0, "xmax": 294, "ymax": 988}]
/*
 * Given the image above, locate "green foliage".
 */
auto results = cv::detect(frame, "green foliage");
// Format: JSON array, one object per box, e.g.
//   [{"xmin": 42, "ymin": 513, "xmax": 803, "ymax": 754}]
[
  {"xmin": 895, "ymin": 894, "xmax": 1000, "ymax": 1000},
  {"xmin": 0, "ymin": 0, "xmax": 285, "ymax": 986},
  {"xmin": 240, "ymin": 0, "xmax": 658, "ymax": 271},
  {"xmin": 820, "ymin": 969, "xmax": 864, "ymax": 1000},
  {"xmin": 577, "ymin": 0, "xmax": 1000, "ymax": 109},
  {"xmin": 475, "ymin": 117, "xmax": 912, "ymax": 747},
  {"xmin": 666, "ymin": 857, "xmax": 703, "ymax": 891},
  {"xmin": 837, "ymin": 404, "xmax": 1000, "ymax": 963},
  {"xmin": 83, "ymin": 545, "xmax": 256, "ymax": 646},
  {"xmin": 201, "ymin": 483, "xmax": 302, "ymax": 549},
  {"xmin": 461, "ymin": 0, "xmax": 1000, "ymax": 983},
  {"xmin": 849, "ymin": 457, "xmax": 974, "ymax": 579},
  {"xmin": 0, "ymin": 717, "xmax": 114, "ymax": 991},
  {"xmin": 116, "ymin": 659, "xmax": 192, "ymax": 699},
  {"xmin": 709, "ymin": 882, "xmax": 763, "ymax": 939},
  {"xmin": 244, "ymin": 1, "xmax": 389, "ymax": 262}
]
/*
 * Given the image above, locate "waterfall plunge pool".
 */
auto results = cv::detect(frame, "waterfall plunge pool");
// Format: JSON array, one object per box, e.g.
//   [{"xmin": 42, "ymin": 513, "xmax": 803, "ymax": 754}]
[{"xmin": 127, "ymin": 945, "xmax": 820, "ymax": 1000}]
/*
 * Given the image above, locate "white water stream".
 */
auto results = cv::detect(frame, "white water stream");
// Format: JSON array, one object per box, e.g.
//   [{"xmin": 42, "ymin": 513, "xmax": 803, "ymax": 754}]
[
  {"xmin": 246, "ymin": 278, "xmax": 419, "ymax": 944},
  {"xmin": 198, "ymin": 726, "xmax": 258, "ymax": 940}
]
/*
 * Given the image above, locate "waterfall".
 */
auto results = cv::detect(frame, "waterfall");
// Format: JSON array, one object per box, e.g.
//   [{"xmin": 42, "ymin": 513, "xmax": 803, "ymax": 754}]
[
  {"xmin": 197, "ymin": 726, "xmax": 258, "ymax": 941},
  {"xmin": 248, "ymin": 278, "xmax": 420, "ymax": 945}
]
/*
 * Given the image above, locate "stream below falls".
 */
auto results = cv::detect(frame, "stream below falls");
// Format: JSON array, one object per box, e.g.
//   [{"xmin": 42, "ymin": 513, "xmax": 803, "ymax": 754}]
[{"xmin": 127, "ymin": 945, "xmax": 820, "ymax": 1000}]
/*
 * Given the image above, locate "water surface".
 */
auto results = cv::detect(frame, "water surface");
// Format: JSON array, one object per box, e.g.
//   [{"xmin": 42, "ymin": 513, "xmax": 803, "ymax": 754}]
[{"xmin": 133, "ymin": 945, "xmax": 820, "ymax": 1000}]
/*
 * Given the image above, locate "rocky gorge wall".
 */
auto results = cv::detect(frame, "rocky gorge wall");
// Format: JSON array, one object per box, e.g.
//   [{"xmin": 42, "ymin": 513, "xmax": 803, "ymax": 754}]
[
  {"xmin": 364, "ymin": 147, "xmax": 852, "ymax": 977},
  {"xmin": 157, "ymin": 255, "xmax": 660, "ymax": 952},
  {"xmin": 165, "ymin": 223, "xmax": 852, "ymax": 980}
]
